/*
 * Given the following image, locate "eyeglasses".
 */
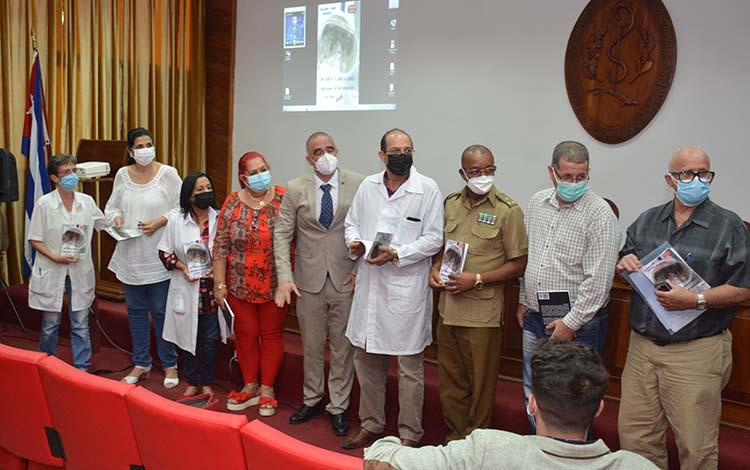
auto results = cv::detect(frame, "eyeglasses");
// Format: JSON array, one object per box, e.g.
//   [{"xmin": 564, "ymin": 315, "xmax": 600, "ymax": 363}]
[
  {"xmin": 385, "ymin": 147, "xmax": 414, "ymax": 156},
  {"xmin": 669, "ymin": 170, "xmax": 715, "ymax": 183},
  {"xmin": 554, "ymin": 168, "xmax": 589, "ymax": 184},
  {"xmin": 463, "ymin": 166, "xmax": 497, "ymax": 178}
]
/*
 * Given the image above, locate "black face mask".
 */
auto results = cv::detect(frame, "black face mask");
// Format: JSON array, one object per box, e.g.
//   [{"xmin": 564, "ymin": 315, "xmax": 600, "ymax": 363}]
[
  {"xmin": 193, "ymin": 191, "xmax": 214, "ymax": 209},
  {"xmin": 386, "ymin": 153, "xmax": 413, "ymax": 177}
]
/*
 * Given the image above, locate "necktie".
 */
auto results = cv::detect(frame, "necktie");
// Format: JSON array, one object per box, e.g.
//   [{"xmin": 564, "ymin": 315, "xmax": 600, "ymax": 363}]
[{"xmin": 319, "ymin": 183, "xmax": 333, "ymax": 229}]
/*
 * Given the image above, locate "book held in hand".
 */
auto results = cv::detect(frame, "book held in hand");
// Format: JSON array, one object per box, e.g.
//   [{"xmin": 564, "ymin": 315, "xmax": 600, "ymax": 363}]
[
  {"xmin": 183, "ymin": 241, "xmax": 212, "ymax": 279},
  {"xmin": 368, "ymin": 232, "xmax": 393, "ymax": 259},
  {"xmin": 536, "ymin": 290, "xmax": 571, "ymax": 327},
  {"xmin": 218, "ymin": 299, "xmax": 235, "ymax": 343},
  {"xmin": 105, "ymin": 226, "xmax": 143, "ymax": 241},
  {"xmin": 439, "ymin": 240, "xmax": 469, "ymax": 282},
  {"xmin": 622, "ymin": 242, "xmax": 710, "ymax": 334},
  {"xmin": 61, "ymin": 224, "xmax": 87, "ymax": 259}
]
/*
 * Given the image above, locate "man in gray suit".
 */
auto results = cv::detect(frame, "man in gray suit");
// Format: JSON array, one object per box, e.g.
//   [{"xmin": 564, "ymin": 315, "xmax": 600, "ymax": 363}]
[{"xmin": 274, "ymin": 131, "xmax": 365, "ymax": 436}]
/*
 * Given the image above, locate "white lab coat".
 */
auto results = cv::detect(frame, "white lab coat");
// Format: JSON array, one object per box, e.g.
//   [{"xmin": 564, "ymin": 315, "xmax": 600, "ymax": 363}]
[
  {"xmin": 344, "ymin": 167, "xmax": 444, "ymax": 355},
  {"xmin": 158, "ymin": 208, "xmax": 218, "ymax": 354},
  {"xmin": 27, "ymin": 190, "xmax": 107, "ymax": 312}
]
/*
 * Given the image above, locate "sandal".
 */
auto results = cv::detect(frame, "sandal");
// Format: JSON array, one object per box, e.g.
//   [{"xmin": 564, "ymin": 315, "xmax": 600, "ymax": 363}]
[
  {"xmin": 258, "ymin": 396, "xmax": 278, "ymax": 417},
  {"xmin": 179, "ymin": 385, "xmax": 199, "ymax": 401},
  {"xmin": 121, "ymin": 365, "xmax": 151, "ymax": 384},
  {"xmin": 226, "ymin": 389, "xmax": 261, "ymax": 411},
  {"xmin": 163, "ymin": 366, "xmax": 180, "ymax": 389}
]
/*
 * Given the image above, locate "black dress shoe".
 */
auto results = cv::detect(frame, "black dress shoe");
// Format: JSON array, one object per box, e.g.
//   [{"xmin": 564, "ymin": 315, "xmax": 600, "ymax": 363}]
[
  {"xmin": 288, "ymin": 403, "xmax": 324, "ymax": 424},
  {"xmin": 330, "ymin": 413, "xmax": 349, "ymax": 436}
]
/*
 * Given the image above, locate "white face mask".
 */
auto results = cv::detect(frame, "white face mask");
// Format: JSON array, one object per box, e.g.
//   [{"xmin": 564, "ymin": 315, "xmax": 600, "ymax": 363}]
[
  {"xmin": 133, "ymin": 147, "xmax": 156, "ymax": 166},
  {"xmin": 466, "ymin": 175, "xmax": 494, "ymax": 195},
  {"xmin": 314, "ymin": 152, "xmax": 338, "ymax": 176}
]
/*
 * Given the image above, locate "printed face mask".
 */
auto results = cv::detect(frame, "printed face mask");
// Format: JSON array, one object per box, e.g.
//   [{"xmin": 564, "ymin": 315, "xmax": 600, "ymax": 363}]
[
  {"xmin": 315, "ymin": 152, "xmax": 338, "ymax": 176},
  {"xmin": 133, "ymin": 147, "xmax": 156, "ymax": 166}
]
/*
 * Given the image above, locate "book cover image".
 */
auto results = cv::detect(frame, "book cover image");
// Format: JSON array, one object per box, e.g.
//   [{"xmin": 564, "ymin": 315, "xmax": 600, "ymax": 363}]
[
  {"xmin": 368, "ymin": 232, "xmax": 393, "ymax": 260},
  {"xmin": 439, "ymin": 240, "xmax": 468, "ymax": 282},
  {"xmin": 536, "ymin": 290, "xmax": 571, "ymax": 327},
  {"xmin": 105, "ymin": 226, "xmax": 143, "ymax": 241},
  {"xmin": 640, "ymin": 245, "xmax": 708, "ymax": 292},
  {"xmin": 184, "ymin": 241, "xmax": 212, "ymax": 279},
  {"xmin": 61, "ymin": 224, "xmax": 87, "ymax": 258}
]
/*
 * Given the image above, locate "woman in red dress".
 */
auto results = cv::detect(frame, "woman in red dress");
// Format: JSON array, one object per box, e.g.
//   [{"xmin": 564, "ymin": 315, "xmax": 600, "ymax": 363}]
[{"xmin": 213, "ymin": 151, "xmax": 288, "ymax": 417}]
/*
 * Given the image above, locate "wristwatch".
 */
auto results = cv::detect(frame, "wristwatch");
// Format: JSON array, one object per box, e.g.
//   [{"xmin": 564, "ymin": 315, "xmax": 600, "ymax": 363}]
[
  {"xmin": 390, "ymin": 248, "xmax": 399, "ymax": 264},
  {"xmin": 474, "ymin": 273, "xmax": 484, "ymax": 290},
  {"xmin": 697, "ymin": 292, "xmax": 706, "ymax": 309}
]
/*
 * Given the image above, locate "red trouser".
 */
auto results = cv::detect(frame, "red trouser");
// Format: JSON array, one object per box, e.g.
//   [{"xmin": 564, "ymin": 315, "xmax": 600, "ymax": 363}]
[{"xmin": 227, "ymin": 295, "xmax": 287, "ymax": 386}]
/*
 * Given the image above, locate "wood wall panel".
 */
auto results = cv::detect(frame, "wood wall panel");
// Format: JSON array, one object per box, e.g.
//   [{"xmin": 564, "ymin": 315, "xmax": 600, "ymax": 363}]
[
  {"xmin": 204, "ymin": 0, "xmax": 236, "ymax": 203},
  {"xmin": 285, "ymin": 277, "xmax": 750, "ymax": 429}
]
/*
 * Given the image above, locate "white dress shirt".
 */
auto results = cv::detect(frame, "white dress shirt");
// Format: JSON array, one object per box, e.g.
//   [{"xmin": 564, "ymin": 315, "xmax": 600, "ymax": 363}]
[
  {"xmin": 314, "ymin": 169, "xmax": 339, "ymax": 220},
  {"xmin": 344, "ymin": 167, "xmax": 443, "ymax": 355},
  {"xmin": 105, "ymin": 165, "xmax": 181, "ymax": 285},
  {"xmin": 27, "ymin": 189, "xmax": 107, "ymax": 312}
]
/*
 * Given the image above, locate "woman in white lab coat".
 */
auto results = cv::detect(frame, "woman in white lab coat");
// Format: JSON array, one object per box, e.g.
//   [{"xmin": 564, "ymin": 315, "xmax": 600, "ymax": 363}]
[
  {"xmin": 158, "ymin": 172, "xmax": 220, "ymax": 398},
  {"xmin": 27, "ymin": 154, "xmax": 108, "ymax": 371}
]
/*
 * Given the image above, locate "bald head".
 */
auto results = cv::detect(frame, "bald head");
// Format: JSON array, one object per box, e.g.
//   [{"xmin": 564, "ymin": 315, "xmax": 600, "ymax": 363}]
[
  {"xmin": 669, "ymin": 147, "xmax": 710, "ymax": 173},
  {"xmin": 461, "ymin": 144, "xmax": 494, "ymax": 168}
]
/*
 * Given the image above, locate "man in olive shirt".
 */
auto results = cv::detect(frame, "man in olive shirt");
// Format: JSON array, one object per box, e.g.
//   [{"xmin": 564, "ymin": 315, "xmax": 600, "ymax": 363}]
[
  {"xmin": 617, "ymin": 147, "xmax": 750, "ymax": 470},
  {"xmin": 429, "ymin": 145, "xmax": 528, "ymax": 442}
]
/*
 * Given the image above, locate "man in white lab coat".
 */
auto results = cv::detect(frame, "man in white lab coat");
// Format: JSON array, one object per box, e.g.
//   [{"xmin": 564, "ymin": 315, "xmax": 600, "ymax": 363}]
[{"xmin": 341, "ymin": 128, "xmax": 444, "ymax": 449}]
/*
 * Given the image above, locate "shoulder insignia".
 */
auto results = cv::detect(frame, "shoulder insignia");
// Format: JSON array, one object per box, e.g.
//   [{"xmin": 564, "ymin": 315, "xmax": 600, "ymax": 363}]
[
  {"xmin": 494, "ymin": 191, "xmax": 518, "ymax": 208},
  {"xmin": 444, "ymin": 191, "xmax": 462, "ymax": 206}
]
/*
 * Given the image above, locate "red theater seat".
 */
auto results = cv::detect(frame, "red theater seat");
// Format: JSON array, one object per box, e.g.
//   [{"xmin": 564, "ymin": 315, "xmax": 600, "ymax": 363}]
[
  {"xmin": 0, "ymin": 446, "xmax": 25, "ymax": 470},
  {"xmin": 241, "ymin": 420, "xmax": 362, "ymax": 470},
  {"xmin": 37, "ymin": 355, "xmax": 143, "ymax": 470},
  {"xmin": 0, "ymin": 344, "xmax": 64, "ymax": 468},
  {"xmin": 126, "ymin": 386, "xmax": 248, "ymax": 470}
]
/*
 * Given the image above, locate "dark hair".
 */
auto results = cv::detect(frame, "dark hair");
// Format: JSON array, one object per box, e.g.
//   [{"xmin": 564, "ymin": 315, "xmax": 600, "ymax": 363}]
[
  {"xmin": 552, "ymin": 141, "xmax": 589, "ymax": 169},
  {"xmin": 180, "ymin": 172, "xmax": 217, "ymax": 216},
  {"xmin": 380, "ymin": 128, "xmax": 413, "ymax": 152},
  {"xmin": 47, "ymin": 154, "xmax": 77, "ymax": 178},
  {"xmin": 126, "ymin": 127, "xmax": 154, "ymax": 165},
  {"xmin": 531, "ymin": 339, "xmax": 609, "ymax": 433}
]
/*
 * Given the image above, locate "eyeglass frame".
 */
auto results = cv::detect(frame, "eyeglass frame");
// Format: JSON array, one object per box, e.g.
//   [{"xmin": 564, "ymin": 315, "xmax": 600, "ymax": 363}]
[
  {"xmin": 553, "ymin": 167, "xmax": 589, "ymax": 184},
  {"xmin": 384, "ymin": 147, "xmax": 414, "ymax": 157},
  {"xmin": 462, "ymin": 165, "xmax": 497, "ymax": 179},
  {"xmin": 668, "ymin": 170, "xmax": 715, "ymax": 184}
]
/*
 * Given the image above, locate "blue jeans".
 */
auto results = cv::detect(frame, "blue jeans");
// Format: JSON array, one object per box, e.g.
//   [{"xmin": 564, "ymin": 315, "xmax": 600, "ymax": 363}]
[
  {"xmin": 181, "ymin": 313, "xmax": 220, "ymax": 386},
  {"xmin": 39, "ymin": 276, "xmax": 92, "ymax": 370},
  {"xmin": 123, "ymin": 279, "xmax": 177, "ymax": 368},
  {"xmin": 522, "ymin": 307, "xmax": 608, "ymax": 434}
]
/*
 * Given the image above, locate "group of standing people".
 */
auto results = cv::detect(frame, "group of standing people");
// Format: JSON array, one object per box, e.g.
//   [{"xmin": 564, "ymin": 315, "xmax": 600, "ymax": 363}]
[{"xmin": 27, "ymin": 125, "xmax": 750, "ymax": 470}]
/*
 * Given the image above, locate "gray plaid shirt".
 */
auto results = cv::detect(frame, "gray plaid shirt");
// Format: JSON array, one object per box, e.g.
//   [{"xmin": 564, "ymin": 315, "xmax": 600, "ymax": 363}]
[
  {"xmin": 621, "ymin": 198, "xmax": 750, "ymax": 342},
  {"xmin": 519, "ymin": 188, "xmax": 620, "ymax": 331}
]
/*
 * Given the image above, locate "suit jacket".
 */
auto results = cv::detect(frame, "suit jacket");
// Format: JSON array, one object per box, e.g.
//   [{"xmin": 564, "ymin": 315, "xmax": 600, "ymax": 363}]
[{"xmin": 274, "ymin": 168, "xmax": 365, "ymax": 294}]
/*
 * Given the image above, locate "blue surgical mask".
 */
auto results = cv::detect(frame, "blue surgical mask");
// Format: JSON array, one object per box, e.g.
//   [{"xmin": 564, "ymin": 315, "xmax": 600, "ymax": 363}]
[
  {"xmin": 555, "ymin": 180, "xmax": 589, "ymax": 203},
  {"xmin": 674, "ymin": 178, "xmax": 711, "ymax": 207},
  {"xmin": 59, "ymin": 173, "xmax": 79, "ymax": 191},
  {"xmin": 246, "ymin": 172, "xmax": 271, "ymax": 192}
]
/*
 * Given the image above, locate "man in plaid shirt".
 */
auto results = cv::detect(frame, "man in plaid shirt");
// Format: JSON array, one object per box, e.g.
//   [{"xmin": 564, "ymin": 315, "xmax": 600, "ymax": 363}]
[{"xmin": 516, "ymin": 141, "xmax": 620, "ymax": 434}]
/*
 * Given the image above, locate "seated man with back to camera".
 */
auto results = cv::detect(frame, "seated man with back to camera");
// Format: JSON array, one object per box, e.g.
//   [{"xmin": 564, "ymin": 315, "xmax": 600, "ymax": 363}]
[{"xmin": 363, "ymin": 340, "xmax": 658, "ymax": 470}]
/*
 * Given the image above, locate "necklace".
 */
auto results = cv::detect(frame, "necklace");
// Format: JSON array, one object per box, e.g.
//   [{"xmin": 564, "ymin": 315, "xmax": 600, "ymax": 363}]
[{"xmin": 245, "ymin": 188, "xmax": 272, "ymax": 208}]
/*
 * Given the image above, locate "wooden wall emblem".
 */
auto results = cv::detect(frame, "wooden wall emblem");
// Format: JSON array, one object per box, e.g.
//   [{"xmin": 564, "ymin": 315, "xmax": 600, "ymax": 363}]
[{"xmin": 565, "ymin": 0, "xmax": 676, "ymax": 144}]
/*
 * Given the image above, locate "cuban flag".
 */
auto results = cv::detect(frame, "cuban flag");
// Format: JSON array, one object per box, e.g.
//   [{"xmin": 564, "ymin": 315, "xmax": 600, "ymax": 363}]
[{"xmin": 21, "ymin": 51, "xmax": 51, "ymax": 276}]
